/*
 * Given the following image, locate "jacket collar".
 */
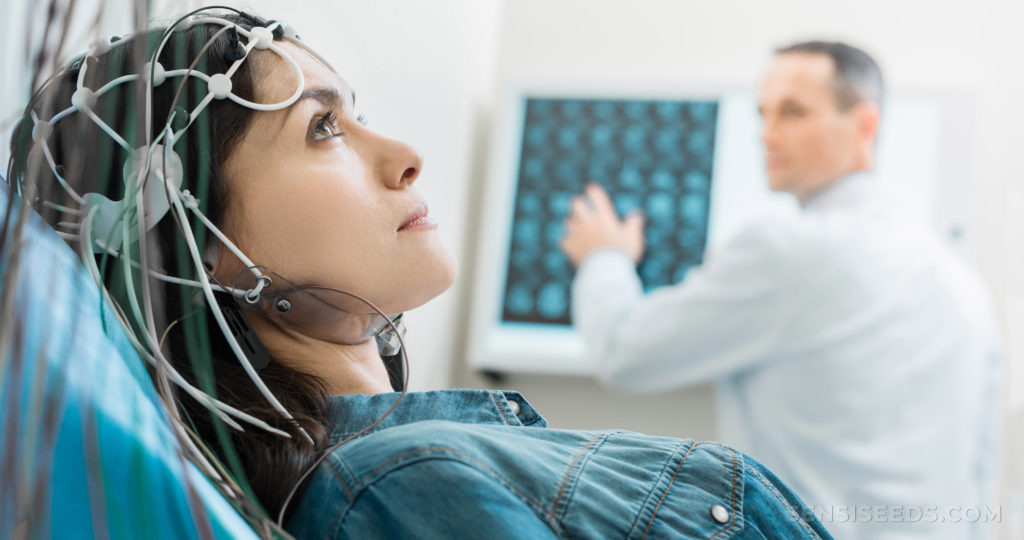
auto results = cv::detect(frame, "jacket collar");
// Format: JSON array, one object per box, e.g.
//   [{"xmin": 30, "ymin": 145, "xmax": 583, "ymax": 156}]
[{"xmin": 325, "ymin": 389, "xmax": 547, "ymax": 440}]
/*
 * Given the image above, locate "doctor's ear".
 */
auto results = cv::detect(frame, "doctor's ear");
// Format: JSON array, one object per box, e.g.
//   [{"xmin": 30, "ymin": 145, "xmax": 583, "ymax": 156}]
[{"xmin": 854, "ymin": 101, "xmax": 881, "ymax": 142}]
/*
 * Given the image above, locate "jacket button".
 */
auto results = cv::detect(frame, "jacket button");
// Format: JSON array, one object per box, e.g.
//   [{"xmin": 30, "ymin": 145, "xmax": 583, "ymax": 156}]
[
  {"xmin": 508, "ymin": 400, "xmax": 521, "ymax": 416},
  {"xmin": 710, "ymin": 504, "xmax": 730, "ymax": 524}
]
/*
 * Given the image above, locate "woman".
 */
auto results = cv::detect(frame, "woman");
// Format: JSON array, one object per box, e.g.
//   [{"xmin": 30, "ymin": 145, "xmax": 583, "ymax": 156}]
[{"xmin": 7, "ymin": 8, "xmax": 832, "ymax": 539}]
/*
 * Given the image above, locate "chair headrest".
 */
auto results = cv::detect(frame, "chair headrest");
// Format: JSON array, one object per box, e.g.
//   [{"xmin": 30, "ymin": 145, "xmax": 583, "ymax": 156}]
[{"xmin": 0, "ymin": 187, "xmax": 258, "ymax": 539}]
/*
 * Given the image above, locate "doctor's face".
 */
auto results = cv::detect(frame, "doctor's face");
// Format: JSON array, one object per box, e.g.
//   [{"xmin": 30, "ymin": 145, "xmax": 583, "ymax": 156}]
[{"xmin": 758, "ymin": 53, "xmax": 863, "ymax": 200}]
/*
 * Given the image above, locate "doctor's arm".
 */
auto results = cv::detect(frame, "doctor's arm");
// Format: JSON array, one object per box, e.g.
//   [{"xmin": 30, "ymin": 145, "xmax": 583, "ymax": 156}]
[{"xmin": 562, "ymin": 185, "xmax": 795, "ymax": 392}]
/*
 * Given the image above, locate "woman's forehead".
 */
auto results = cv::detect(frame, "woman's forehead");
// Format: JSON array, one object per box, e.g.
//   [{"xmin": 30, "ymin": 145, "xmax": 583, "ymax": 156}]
[{"xmin": 256, "ymin": 41, "xmax": 350, "ymax": 104}]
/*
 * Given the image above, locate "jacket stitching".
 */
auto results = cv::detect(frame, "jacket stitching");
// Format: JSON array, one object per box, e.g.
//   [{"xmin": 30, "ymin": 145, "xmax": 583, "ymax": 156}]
[
  {"xmin": 708, "ymin": 449, "xmax": 740, "ymax": 540},
  {"xmin": 488, "ymin": 391, "xmax": 515, "ymax": 425},
  {"xmin": 640, "ymin": 441, "xmax": 702, "ymax": 539},
  {"xmin": 548, "ymin": 432, "xmax": 608, "ymax": 522},
  {"xmin": 625, "ymin": 442, "xmax": 687, "ymax": 537},
  {"xmin": 325, "ymin": 460, "xmax": 353, "ymax": 502},
  {"xmin": 744, "ymin": 463, "xmax": 821, "ymax": 539},
  {"xmin": 340, "ymin": 446, "xmax": 574, "ymax": 539}
]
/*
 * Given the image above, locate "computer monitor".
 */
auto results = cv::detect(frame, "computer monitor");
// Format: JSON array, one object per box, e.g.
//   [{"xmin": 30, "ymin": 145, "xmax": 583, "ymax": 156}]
[
  {"xmin": 468, "ymin": 85, "xmax": 952, "ymax": 375},
  {"xmin": 501, "ymin": 97, "xmax": 718, "ymax": 327}
]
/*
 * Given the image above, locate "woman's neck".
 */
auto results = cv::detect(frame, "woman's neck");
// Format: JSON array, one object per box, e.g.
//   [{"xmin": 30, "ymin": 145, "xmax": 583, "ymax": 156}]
[{"xmin": 247, "ymin": 314, "xmax": 393, "ymax": 395}]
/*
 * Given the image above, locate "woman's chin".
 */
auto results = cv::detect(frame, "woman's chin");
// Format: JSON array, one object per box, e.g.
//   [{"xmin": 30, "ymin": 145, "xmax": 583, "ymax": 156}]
[
  {"xmin": 412, "ymin": 255, "xmax": 459, "ymax": 311},
  {"xmin": 378, "ymin": 253, "xmax": 459, "ymax": 315}
]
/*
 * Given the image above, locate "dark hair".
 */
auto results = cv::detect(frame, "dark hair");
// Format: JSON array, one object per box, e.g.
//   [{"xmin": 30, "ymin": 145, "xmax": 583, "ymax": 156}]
[
  {"xmin": 776, "ymin": 40, "xmax": 885, "ymax": 111},
  {"xmin": 7, "ymin": 12, "xmax": 335, "ymax": 524}
]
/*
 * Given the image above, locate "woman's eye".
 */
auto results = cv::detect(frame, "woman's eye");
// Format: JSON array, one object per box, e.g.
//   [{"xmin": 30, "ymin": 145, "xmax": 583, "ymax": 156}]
[{"xmin": 311, "ymin": 111, "xmax": 340, "ymax": 141}]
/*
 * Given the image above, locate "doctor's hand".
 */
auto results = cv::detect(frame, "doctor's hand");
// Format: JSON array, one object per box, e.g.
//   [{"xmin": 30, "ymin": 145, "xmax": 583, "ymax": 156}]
[{"xmin": 560, "ymin": 183, "xmax": 646, "ymax": 268}]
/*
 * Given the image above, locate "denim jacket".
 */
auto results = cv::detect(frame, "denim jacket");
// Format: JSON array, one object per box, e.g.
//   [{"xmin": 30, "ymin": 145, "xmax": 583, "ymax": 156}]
[{"xmin": 286, "ymin": 390, "xmax": 832, "ymax": 539}]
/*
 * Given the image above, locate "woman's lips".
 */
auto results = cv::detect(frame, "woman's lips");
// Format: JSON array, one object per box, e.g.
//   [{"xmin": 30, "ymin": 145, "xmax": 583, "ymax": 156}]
[{"xmin": 398, "ymin": 203, "xmax": 438, "ymax": 231}]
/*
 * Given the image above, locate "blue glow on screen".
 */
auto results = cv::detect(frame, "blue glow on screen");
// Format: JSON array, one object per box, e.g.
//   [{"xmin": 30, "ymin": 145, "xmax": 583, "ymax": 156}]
[{"xmin": 501, "ymin": 97, "xmax": 719, "ymax": 327}]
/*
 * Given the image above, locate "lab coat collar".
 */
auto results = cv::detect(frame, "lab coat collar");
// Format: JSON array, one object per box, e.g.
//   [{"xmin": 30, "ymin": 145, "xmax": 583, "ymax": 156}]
[{"xmin": 800, "ymin": 170, "xmax": 879, "ymax": 213}]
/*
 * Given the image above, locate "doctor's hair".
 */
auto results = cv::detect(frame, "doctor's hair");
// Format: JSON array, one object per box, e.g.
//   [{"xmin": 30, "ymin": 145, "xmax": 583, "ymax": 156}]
[
  {"xmin": 6, "ymin": 11, "xmax": 337, "ymax": 527},
  {"xmin": 776, "ymin": 40, "xmax": 885, "ymax": 111}
]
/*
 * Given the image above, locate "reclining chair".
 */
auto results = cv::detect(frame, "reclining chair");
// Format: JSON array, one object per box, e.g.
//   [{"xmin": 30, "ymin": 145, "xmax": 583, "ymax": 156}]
[{"xmin": 0, "ymin": 183, "xmax": 259, "ymax": 539}]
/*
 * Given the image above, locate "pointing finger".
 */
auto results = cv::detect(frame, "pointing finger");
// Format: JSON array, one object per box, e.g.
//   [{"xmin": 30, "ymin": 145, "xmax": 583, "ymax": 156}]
[{"xmin": 585, "ymin": 183, "xmax": 617, "ymax": 218}]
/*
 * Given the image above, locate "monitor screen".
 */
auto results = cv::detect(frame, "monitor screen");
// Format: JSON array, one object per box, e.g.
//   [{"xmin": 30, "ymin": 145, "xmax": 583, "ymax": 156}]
[{"xmin": 501, "ymin": 97, "xmax": 719, "ymax": 326}]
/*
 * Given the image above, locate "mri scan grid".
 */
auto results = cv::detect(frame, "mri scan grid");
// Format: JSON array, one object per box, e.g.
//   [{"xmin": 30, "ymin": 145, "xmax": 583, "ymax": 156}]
[{"xmin": 501, "ymin": 97, "xmax": 720, "ymax": 326}]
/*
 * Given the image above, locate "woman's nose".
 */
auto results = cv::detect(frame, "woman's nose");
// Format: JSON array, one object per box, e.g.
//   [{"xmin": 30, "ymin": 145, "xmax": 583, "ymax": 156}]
[{"xmin": 377, "ymin": 136, "xmax": 423, "ymax": 189}]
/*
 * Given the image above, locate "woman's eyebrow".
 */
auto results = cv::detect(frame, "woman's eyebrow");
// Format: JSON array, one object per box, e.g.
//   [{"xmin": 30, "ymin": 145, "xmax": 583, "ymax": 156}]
[{"xmin": 284, "ymin": 87, "xmax": 353, "ymax": 120}]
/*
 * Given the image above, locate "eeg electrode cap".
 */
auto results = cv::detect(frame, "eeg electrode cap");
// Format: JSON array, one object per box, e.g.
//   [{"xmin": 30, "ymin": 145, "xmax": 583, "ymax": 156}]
[
  {"xmin": 71, "ymin": 88, "xmax": 97, "ymax": 111},
  {"xmin": 32, "ymin": 120, "xmax": 52, "ymax": 142},
  {"xmin": 145, "ymin": 61, "xmax": 167, "ymax": 87},
  {"xmin": 249, "ymin": 26, "xmax": 275, "ymax": 50},
  {"xmin": 208, "ymin": 73, "xmax": 233, "ymax": 100}
]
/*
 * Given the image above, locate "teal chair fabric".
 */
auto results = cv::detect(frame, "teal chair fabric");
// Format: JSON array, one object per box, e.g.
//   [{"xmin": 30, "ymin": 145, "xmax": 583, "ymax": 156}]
[{"xmin": 0, "ymin": 186, "xmax": 259, "ymax": 539}]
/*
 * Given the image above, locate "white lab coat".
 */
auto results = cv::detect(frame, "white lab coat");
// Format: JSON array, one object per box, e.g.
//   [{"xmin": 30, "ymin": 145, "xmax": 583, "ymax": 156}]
[{"xmin": 572, "ymin": 172, "xmax": 1002, "ymax": 540}]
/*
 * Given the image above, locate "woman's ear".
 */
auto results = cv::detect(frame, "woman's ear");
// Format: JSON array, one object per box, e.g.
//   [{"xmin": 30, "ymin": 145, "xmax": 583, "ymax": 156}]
[{"xmin": 203, "ymin": 241, "xmax": 221, "ymax": 274}]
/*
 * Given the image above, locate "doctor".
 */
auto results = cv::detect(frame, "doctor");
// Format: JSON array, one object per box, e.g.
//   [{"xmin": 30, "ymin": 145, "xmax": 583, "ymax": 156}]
[{"xmin": 561, "ymin": 41, "xmax": 1001, "ymax": 539}]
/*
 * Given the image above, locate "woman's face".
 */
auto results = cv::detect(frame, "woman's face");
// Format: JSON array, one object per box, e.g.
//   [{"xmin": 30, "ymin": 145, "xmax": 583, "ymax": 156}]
[{"xmin": 218, "ymin": 41, "xmax": 457, "ymax": 315}]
